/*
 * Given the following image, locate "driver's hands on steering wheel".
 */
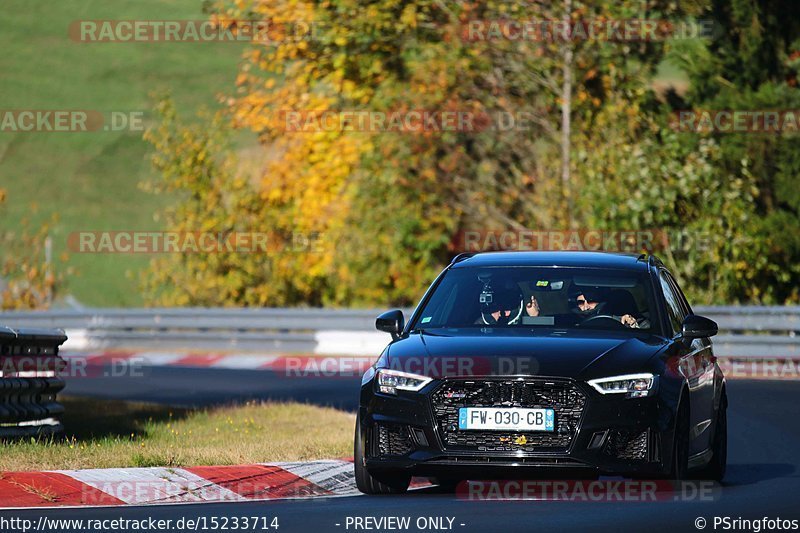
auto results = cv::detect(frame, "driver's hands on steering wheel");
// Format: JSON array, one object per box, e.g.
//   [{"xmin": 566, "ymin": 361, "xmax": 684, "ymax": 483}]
[{"xmin": 620, "ymin": 314, "xmax": 639, "ymax": 328}]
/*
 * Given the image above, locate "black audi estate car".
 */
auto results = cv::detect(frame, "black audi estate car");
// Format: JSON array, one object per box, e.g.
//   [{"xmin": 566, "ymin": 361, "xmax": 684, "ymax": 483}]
[{"xmin": 355, "ymin": 251, "xmax": 726, "ymax": 494}]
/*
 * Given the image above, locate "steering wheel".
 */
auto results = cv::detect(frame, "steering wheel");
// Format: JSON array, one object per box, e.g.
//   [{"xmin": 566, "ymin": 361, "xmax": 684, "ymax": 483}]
[{"xmin": 579, "ymin": 314, "xmax": 627, "ymax": 329}]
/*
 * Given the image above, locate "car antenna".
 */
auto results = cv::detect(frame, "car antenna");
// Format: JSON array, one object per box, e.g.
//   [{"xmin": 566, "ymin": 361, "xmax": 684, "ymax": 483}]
[{"xmin": 451, "ymin": 252, "xmax": 477, "ymax": 264}]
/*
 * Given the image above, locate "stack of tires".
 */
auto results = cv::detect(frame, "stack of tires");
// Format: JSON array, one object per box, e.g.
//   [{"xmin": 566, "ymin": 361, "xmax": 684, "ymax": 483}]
[{"xmin": 0, "ymin": 326, "xmax": 67, "ymax": 437}]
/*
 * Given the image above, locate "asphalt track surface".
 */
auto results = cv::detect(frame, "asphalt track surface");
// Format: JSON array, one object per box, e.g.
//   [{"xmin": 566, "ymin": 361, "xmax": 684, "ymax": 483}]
[
  {"xmin": 3, "ymin": 374, "xmax": 800, "ymax": 533},
  {"xmin": 62, "ymin": 366, "xmax": 364, "ymax": 409}
]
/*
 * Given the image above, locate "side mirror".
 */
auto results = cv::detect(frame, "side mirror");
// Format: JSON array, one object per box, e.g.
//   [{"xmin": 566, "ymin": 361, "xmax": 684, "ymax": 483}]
[
  {"xmin": 376, "ymin": 309, "xmax": 404, "ymax": 339},
  {"xmin": 681, "ymin": 314, "xmax": 718, "ymax": 339}
]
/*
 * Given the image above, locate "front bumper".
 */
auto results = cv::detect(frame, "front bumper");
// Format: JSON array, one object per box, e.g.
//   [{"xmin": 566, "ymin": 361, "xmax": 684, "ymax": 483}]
[{"xmin": 360, "ymin": 377, "xmax": 675, "ymax": 478}]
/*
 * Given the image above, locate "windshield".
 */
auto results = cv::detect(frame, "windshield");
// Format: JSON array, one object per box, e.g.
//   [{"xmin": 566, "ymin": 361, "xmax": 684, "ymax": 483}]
[{"xmin": 413, "ymin": 266, "xmax": 656, "ymax": 333}]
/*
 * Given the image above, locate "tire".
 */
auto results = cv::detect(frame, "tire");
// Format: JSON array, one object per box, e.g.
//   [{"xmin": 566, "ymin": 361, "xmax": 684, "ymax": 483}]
[
  {"xmin": 668, "ymin": 399, "xmax": 690, "ymax": 480},
  {"xmin": 695, "ymin": 394, "xmax": 727, "ymax": 482},
  {"xmin": 354, "ymin": 414, "xmax": 411, "ymax": 495}
]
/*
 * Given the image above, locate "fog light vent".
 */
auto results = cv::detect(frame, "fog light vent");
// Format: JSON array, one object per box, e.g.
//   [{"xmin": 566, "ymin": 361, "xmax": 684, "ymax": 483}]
[
  {"xmin": 588, "ymin": 430, "xmax": 608, "ymax": 450},
  {"xmin": 375, "ymin": 423, "xmax": 414, "ymax": 456},
  {"xmin": 411, "ymin": 428, "xmax": 429, "ymax": 447},
  {"xmin": 604, "ymin": 429, "xmax": 649, "ymax": 460}
]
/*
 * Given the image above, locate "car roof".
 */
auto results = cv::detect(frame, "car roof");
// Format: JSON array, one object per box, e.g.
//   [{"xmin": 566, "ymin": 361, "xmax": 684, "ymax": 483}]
[{"xmin": 450, "ymin": 251, "xmax": 653, "ymax": 271}]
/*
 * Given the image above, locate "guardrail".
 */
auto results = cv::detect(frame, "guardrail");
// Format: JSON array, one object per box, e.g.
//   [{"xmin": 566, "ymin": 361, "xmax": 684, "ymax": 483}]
[
  {"xmin": 0, "ymin": 308, "xmax": 390, "ymax": 352},
  {"xmin": 0, "ymin": 306, "xmax": 798, "ymax": 358},
  {"xmin": 0, "ymin": 326, "xmax": 67, "ymax": 437},
  {"xmin": 694, "ymin": 306, "xmax": 800, "ymax": 358}
]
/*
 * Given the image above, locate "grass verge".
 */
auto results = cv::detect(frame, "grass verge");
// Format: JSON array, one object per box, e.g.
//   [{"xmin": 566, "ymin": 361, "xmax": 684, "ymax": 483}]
[{"xmin": 0, "ymin": 397, "xmax": 354, "ymax": 472}]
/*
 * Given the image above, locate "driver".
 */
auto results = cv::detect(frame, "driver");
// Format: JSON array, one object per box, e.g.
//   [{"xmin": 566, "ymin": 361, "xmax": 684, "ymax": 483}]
[{"xmin": 574, "ymin": 288, "xmax": 646, "ymax": 328}]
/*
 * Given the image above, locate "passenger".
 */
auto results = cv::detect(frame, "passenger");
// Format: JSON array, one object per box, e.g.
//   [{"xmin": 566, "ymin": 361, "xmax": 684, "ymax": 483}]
[{"xmin": 574, "ymin": 288, "xmax": 648, "ymax": 328}]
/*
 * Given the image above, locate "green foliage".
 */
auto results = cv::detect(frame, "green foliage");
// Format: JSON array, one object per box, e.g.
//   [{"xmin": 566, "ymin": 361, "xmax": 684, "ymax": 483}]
[
  {"xmin": 659, "ymin": 0, "xmax": 800, "ymax": 303},
  {"xmin": 572, "ymin": 105, "xmax": 764, "ymax": 303},
  {"xmin": 141, "ymin": 99, "xmax": 272, "ymax": 306}
]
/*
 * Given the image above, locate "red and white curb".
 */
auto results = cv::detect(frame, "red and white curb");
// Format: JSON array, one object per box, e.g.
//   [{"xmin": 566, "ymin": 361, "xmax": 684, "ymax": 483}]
[
  {"xmin": 60, "ymin": 351, "xmax": 375, "ymax": 375},
  {"xmin": 0, "ymin": 460, "xmax": 425, "ymax": 509}
]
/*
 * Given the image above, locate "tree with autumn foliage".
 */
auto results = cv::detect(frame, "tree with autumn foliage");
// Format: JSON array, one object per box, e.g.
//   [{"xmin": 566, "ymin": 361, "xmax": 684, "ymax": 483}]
[
  {"xmin": 0, "ymin": 189, "xmax": 69, "ymax": 310},
  {"xmin": 143, "ymin": 0, "xmax": 800, "ymax": 306}
]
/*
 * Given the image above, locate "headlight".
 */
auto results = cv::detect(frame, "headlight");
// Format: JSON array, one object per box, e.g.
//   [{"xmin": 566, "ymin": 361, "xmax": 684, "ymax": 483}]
[
  {"xmin": 587, "ymin": 373, "xmax": 656, "ymax": 398},
  {"xmin": 376, "ymin": 369, "xmax": 432, "ymax": 395}
]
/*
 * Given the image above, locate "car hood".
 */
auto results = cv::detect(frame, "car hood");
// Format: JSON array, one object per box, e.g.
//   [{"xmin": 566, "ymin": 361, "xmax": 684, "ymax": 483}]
[{"xmin": 382, "ymin": 329, "xmax": 668, "ymax": 380}]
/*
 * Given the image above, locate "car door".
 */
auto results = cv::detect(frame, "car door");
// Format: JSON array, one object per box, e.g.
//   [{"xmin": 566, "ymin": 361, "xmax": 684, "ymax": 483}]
[
  {"xmin": 664, "ymin": 271, "xmax": 715, "ymax": 454},
  {"xmin": 657, "ymin": 270, "xmax": 713, "ymax": 455}
]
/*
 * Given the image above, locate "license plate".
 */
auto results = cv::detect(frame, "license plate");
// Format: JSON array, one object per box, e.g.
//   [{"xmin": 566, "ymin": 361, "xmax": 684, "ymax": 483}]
[{"xmin": 458, "ymin": 407, "xmax": 555, "ymax": 431}]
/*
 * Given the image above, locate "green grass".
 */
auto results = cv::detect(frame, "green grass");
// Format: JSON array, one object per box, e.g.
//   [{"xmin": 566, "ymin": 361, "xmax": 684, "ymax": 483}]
[
  {"xmin": 0, "ymin": 397, "xmax": 354, "ymax": 471},
  {"xmin": 0, "ymin": 1, "xmax": 246, "ymax": 306}
]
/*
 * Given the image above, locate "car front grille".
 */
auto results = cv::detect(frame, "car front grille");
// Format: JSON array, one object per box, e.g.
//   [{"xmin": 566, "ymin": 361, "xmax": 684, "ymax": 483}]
[{"xmin": 431, "ymin": 379, "xmax": 586, "ymax": 453}]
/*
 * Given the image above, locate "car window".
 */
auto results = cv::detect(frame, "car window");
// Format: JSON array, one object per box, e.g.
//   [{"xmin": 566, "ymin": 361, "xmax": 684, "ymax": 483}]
[
  {"xmin": 414, "ymin": 266, "xmax": 655, "ymax": 333},
  {"xmin": 658, "ymin": 271, "xmax": 685, "ymax": 335},
  {"xmin": 665, "ymin": 272, "xmax": 692, "ymax": 317}
]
